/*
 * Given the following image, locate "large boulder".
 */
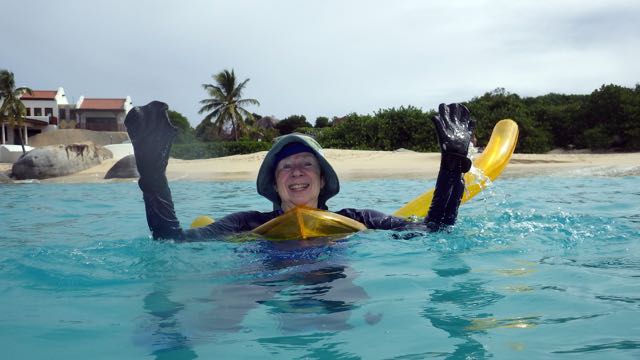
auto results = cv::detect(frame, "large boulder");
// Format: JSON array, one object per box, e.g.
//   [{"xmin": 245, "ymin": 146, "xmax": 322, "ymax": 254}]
[
  {"xmin": 104, "ymin": 154, "xmax": 139, "ymax": 179},
  {"xmin": 11, "ymin": 143, "xmax": 112, "ymax": 180},
  {"xmin": 0, "ymin": 145, "xmax": 34, "ymax": 163},
  {"xmin": 28, "ymin": 129, "xmax": 130, "ymax": 147},
  {"xmin": 0, "ymin": 171, "xmax": 13, "ymax": 184}
]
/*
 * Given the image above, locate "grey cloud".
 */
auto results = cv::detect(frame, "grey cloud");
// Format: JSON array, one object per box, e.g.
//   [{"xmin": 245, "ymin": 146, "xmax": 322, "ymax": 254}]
[{"xmin": 2, "ymin": 0, "xmax": 639, "ymax": 126}]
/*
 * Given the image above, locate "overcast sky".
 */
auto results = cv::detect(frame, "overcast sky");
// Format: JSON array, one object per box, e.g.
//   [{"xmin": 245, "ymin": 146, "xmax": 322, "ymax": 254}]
[{"xmin": 3, "ymin": 0, "xmax": 639, "ymax": 126}]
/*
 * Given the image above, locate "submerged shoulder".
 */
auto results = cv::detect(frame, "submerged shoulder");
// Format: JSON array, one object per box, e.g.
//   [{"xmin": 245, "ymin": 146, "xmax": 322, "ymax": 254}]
[
  {"xmin": 335, "ymin": 208, "xmax": 389, "ymax": 224},
  {"xmin": 186, "ymin": 209, "xmax": 281, "ymax": 240},
  {"xmin": 335, "ymin": 208, "xmax": 411, "ymax": 230},
  {"xmin": 219, "ymin": 209, "xmax": 281, "ymax": 224},
  {"xmin": 336, "ymin": 208, "xmax": 388, "ymax": 218}
]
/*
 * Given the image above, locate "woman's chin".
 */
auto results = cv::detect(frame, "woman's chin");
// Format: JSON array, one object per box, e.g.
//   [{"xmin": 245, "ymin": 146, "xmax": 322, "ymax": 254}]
[{"xmin": 283, "ymin": 197, "xmax": 318, "ymax": 210}]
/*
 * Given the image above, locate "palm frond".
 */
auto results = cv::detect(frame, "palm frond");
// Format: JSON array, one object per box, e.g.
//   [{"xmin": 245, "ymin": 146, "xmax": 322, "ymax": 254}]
[
  {"xmin": 236, "ymin": 98, "xmax": 260, "ymax": 107},
  {"xmin": 202, "ymin": 84, "xmax": 227, "ymax": 100},
  {"xmin": 236, "ymin": 107, "xmax": 253, "ymax": 117},
  {"xmin": 198, "ymin": 102, "xmax": 223, "ymax": 115},
  {"xmin": 214, "ymin": 69, "xmax": 237, "ymax": 97},
  {"xmin": 0, "ymin": 70, "xmax": 16, "ymax": 97},
  {"xmin": 15, "ymin": 87, "xmax": 33, "ymax": 97},
  {"xmin": 230, "ymin": 78, "xmax": 250, "ymax": 99},
  {"xmin": 199, "ymin": 69, "xmax": 260, "ymax": 140}
]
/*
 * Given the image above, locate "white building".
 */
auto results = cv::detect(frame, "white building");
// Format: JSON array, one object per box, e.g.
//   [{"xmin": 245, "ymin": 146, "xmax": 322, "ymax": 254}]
[
  {"xmin": 1, "ymin": 88, "xmax": 66, "ymax": 145},
  {"xmin": 1, "ymin": 87, "xmax": 133, "ymax": 145},
  {"xmin": 74, "ymin": 96, "xmax": 133, "ymax": 131}
]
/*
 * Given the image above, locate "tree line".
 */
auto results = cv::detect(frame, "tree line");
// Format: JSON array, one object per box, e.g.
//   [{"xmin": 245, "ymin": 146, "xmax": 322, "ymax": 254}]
[
  {"xmin": 4, "ymin": 67, "xmax": 638, "ymax": 158},
  {"xmin": 174, "ymin": 68, "xmax": 639, "ymax": 158},
  {"xmin": 307, "ymin": 84, "xmax": 640, "ymax": 153},
  {"xmin": 466, "ymin": 85, "xmax": 640, "ymax": 153}
]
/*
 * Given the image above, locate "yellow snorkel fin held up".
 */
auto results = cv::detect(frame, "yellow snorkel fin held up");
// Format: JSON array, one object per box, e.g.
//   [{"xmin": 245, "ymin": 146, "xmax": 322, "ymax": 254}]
[
  {"xmin": 190, "ymin": 119, "xmax": 518, "ymax": 238},
  {"xmin": 393, "ymin": 119, "xmax": 519, "ymax": 218}
]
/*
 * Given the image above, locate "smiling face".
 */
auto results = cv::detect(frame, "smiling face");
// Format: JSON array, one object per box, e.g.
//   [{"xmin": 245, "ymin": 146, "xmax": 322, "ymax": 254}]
[{"xmin": 274, "ymin": 152, "xmax": 325, "ymax": 211}]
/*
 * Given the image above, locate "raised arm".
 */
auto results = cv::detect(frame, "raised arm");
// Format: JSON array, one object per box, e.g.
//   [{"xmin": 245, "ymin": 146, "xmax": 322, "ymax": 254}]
[
  {"xmin": 335, "ymin": 103, "xmax": 475, "ymax": 233},
  {"xmin": 125, "ymin": 101, "xmax": 185, "ymax": 240},
  {"xmin": 425, "ymin": 103, "xmax": 475, "ymax": 230}
]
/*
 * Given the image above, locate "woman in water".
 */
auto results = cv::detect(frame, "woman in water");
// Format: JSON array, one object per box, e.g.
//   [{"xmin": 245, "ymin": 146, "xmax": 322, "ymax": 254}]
[{"xmin": 125, "ymin": 101, "xmax": 475, "ymax": 241}]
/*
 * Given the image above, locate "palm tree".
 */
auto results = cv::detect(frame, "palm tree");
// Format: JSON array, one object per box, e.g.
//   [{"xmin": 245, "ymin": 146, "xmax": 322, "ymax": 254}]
[
  {"xmin": 198, "ymin": 69, "xmax": 260, "ymax": 141},
  {"xmin": 0, "ymin": 70, "xmax": 32, "ymax": 154}
]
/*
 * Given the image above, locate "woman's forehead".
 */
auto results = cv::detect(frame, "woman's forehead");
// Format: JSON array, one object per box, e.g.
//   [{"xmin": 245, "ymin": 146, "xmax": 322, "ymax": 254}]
[{"xmin": 280, "ymin": 152, "xmax": 316, "ymax": 162}]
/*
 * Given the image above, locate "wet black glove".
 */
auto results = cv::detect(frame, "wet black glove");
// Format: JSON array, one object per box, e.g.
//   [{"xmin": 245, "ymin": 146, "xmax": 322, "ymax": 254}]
[
  {"xmin": 125, "ymin": 101, "xmax": 183, "ymax": 240},
  {"xmin": 425, "ymin": 103, "xmax": 476, "ymax": 230},
  {"xmin": 432, "ymin": 103, "xmax": 475, "ymax": 173},
  {"xmin": 125, "ymin": 101, "xmax": 177, "ymax": 189}
]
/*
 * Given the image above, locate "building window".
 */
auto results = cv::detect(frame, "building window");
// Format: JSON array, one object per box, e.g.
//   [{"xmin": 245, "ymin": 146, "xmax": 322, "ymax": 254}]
[
  {"xmin": 34, "ymin": 108, "xmax": 42, "ymax": 116},
  {"xmin": 45, "ymin": 108, "xmax": 53, "ymax": 116},
  {"xmin": 59, "ymin": 109, "xmax": 66, "ymax": 120},
  {"xmin": 26, "ymin": 108, "xmax": 31, "ymax": 116},
  {"xmin": 70, "ymin": 109, "xmax": 76, "ymax": 120}
]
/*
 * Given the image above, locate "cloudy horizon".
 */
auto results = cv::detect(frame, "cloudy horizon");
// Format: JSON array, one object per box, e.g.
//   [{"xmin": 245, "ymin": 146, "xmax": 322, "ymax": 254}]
[{"xmin": 3, "ymin": 0, "xmax": 639, "ymax": 126}]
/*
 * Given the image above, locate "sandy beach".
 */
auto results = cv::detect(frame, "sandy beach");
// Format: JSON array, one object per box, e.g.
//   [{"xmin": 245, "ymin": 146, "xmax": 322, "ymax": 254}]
[{"xmin": 2, "ymin": 149, "xmax": 638, "ymax": 183}]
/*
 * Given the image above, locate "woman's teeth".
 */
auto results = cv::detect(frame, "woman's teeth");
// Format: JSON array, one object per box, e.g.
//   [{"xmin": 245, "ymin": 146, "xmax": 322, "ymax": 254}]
[{"xmin": 289, "ymin": 184, "xmax": 309, "ymax": 190}]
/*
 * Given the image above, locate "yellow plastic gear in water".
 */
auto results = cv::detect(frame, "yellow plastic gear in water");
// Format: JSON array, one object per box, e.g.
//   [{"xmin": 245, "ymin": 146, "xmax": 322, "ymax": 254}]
[
  {"xmin": 394, "ymin": 119, "xmax": 519, "ymax": 218},
  {"xmin": 190, "ymin": 215, "xmax": 214, "ymax": 228},
  {"xmin": 252, "ymin": 206, "xmax": 367, "ymax": 241},
  {"xmin": 191, "ymin": 119, "xmax": 519, "ymax": 239}
]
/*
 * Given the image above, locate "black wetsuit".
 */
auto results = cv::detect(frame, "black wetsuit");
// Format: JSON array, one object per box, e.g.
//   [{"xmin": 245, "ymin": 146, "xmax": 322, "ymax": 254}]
[
  {"xmin": 141, "ymin": 154, "xmax": 467, "ymax": 241},
  {"xmin": 127, "ymin": 101, "xmax": 473, "ymax": 242}
]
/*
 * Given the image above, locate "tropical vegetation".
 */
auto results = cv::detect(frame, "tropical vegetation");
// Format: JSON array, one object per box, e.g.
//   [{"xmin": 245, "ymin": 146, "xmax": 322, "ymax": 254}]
[
  {"xmin": 3, "ymin": 64, "xmax": 637, "ymax": 159},
  {"xmin": 311, "ymin": 84, "xmax": 640, "ymax": 154},
  {"xmin": 197, "ymin": 69, "xmax": 260, "ymax": 141},
  {"xmin": 0, "ymin": 69, "xmax": 33, "ymax": 154},
  {"xmin": 176, "ymin": 81, "xmax": 639, "ymax": 159}
]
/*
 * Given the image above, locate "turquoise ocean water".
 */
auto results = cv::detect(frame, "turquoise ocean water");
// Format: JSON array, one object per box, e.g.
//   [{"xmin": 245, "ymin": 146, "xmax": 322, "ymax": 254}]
[{"xmin": 1, "ymin": 173, "xmax": 639, "ymax": 359}]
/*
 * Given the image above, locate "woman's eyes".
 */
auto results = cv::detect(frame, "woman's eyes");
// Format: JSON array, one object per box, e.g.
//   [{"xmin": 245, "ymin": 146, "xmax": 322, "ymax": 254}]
[{"xmin": 280, "ymin": 161, "xmax": 314, "ymax": 170}]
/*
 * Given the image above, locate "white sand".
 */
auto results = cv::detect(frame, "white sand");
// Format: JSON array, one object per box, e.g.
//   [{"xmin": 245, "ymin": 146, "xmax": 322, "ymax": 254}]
[{"xmin": 2, "ymin": 150, "xmax": 638, "ymax": 183}]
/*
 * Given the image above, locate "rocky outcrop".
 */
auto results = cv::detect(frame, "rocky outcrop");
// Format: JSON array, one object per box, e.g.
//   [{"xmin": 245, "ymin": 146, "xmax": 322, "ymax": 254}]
[
  {"xmin": 11, "ymin": 143, "xmax": 112, "ymax": 180},
  {"xmin": 0, "ymin": 171, "xmax": 13, "ymax": 184},
  {"xmin": 104, "ymin": 154, "xmax": 139, "ymax": 179},
  {"xmin": 28, "ymin": 129, "xmax": 129, "ymax": 147}
]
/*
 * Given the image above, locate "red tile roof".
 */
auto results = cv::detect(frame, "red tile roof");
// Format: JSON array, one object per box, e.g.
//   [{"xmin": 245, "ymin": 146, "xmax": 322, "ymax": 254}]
[
  {"xmin": 20, "ymin": 90, "xmax": 57, "ymax": 100},
  {"xmin": 79, "ymin": 98, "xmax": 126, "ymax": 110}
]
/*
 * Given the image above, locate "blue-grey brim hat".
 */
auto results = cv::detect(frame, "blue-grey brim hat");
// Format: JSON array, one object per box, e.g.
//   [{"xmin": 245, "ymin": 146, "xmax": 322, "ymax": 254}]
[{"xmin": 257, "ymin": 133, "xmax": 339, "ymax": 210}]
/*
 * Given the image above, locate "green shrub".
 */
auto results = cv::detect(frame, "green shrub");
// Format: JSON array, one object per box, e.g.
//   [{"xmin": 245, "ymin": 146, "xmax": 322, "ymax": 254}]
[
  {"xmin": 581, "ymin": 126, "xmax": 614, "ymax": 150},
  {"xmin": 171, "ymin": 140, "xmax": 271, "ymax": 159},
  {"xmin": 315, "ymin": 107, "xmax": 440, "ymax": 152},
  {"xmin": 276, "ymin": 115, "xmax": 313, "ymax": 135}
]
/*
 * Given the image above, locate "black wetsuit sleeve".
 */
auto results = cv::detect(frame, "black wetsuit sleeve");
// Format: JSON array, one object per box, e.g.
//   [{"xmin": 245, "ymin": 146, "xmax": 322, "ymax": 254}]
[
  {"xmin": 140, "ymin": 177, "xmax": 184, "ymax": 240},
  {"xmin": 141, "ymin": 186, "xmax": 280, "ymax": 241},
  {"xmin": 183, "ymin": 210, "xmax": 280, "ymax": 240},
  {"xmin": 421, "ymin": 103, "xmax": 474, "ymax": 231},
  {"xmin": 124, "ymin": 101, "xmax": 185, "ymax": 240},
  {"xmin": 126, "ymin": 101, "xmax": 279, "ymax": 242},
  {"xmin": 140, "ymin": 180, "xmax": 280, "ymax": 241},
  {"xmin": 336, "ymin": 154, "xmax": 467, "ymax": 232},
  {"xmin": 335, "ymin": 208, "xmax": 414, "ymax": 230},
  {"xmin": 423, "ymin": 153, "xmax": 467, "ymax": 231}
]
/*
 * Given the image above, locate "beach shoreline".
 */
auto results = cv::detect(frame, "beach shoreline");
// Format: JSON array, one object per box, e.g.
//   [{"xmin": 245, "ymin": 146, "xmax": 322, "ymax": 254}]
[{"xmin": 2, "ymin": 149, "xmax": 639, "ymax": 183}]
